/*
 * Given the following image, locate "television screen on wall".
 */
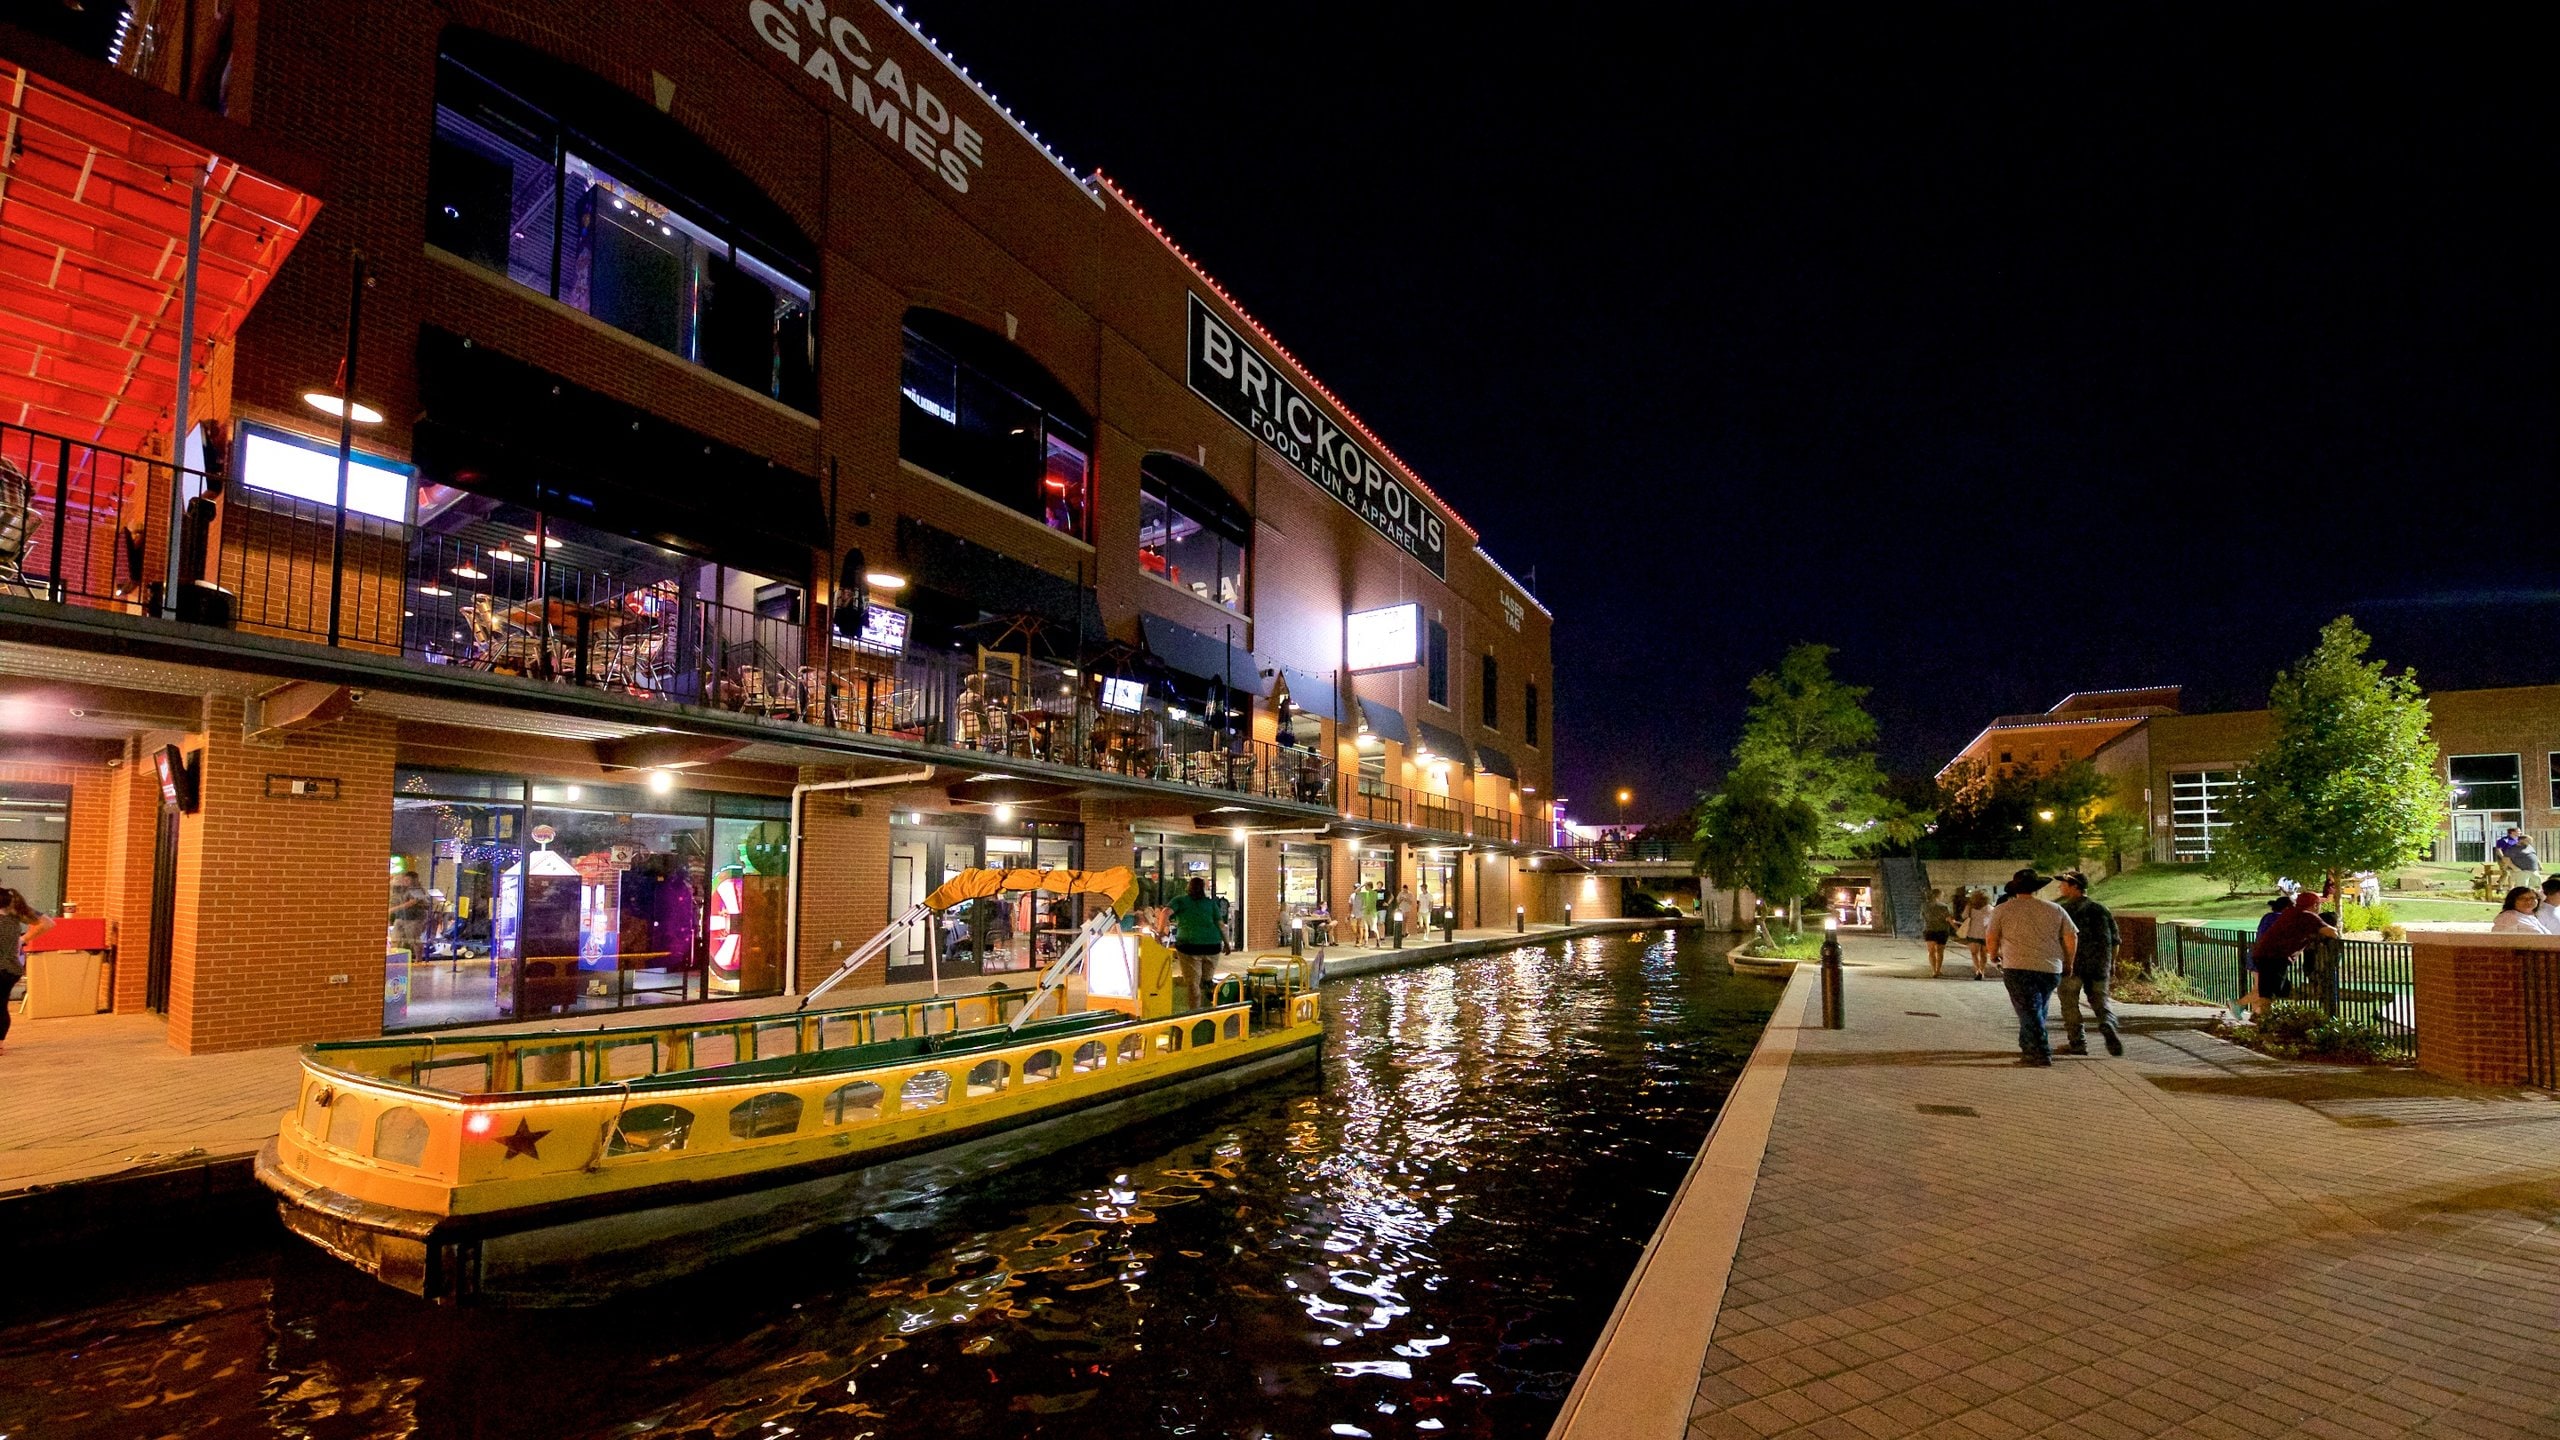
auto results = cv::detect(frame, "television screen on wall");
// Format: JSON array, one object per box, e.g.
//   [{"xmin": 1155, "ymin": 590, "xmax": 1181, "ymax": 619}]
[{"xmin": 1346, "ymin": 602, "xmax": 1421, "ymax": 672}]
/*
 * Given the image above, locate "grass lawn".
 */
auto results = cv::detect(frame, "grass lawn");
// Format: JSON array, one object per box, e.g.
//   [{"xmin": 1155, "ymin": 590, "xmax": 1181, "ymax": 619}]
[{"xmin": 2089, "ymin": 862, "xmax": 2495, "ymax": 927}]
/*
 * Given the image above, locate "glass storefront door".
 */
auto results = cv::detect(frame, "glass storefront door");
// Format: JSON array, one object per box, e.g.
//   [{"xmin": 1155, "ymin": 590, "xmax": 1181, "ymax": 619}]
[
  {"xmin": 1134, "ymin": 831, "xmax": 1242, "ymax": 950},
  {"xmin": 1417, "ymin": 852, "xmax": 1459, "ymax": 927},
  {"xmin": 887, "ymin": 818, "xmax": 1083, "ymax": 983},
  {"xmin": 1278, "ymin": 842, "xmax": 1330, "ymax": 945}
]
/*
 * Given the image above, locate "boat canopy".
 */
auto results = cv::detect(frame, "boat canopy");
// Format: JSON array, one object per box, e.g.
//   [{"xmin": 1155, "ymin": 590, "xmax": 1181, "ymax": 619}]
[{"xmin": 923, "ymin": 865, "xmax": 1137, "ymax": 913}]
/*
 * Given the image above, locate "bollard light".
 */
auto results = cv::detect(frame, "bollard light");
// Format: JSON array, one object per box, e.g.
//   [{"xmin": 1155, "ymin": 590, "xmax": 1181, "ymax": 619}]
[
  {"xmin": 1564, "ymin": 902, "xmax": 1573, "ymax": 925},
  {"xmin": 1441, "ymin": 906, "xmax": 1456, "ymax": 943},
  {"xmin": 1819, "ymin": 913, "xmax": 1846, "ymax": 1029},
  {"xmin": 1515, "ymin": 905, "xmax": 1526, "ymax": 934},
  {"xmin": 1291, "ymin": 915, "xmax": 1305, "ymax": 958}
]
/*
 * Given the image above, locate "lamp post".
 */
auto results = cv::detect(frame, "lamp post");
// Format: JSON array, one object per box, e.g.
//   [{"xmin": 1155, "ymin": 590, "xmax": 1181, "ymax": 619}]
[
  {"xmin": 1820, "ymin": 914, "xmax": 1845, "ymax": 1029},
  {"xmin": 1616, "ymin": 787, "xmax": 1632, "ymax": 843}
]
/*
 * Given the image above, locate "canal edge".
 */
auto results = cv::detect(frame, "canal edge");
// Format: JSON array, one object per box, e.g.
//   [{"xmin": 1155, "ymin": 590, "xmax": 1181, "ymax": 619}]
[{"xmin": 1545, "ymin": 957, "xmax": 1819, "ymax": 1440}]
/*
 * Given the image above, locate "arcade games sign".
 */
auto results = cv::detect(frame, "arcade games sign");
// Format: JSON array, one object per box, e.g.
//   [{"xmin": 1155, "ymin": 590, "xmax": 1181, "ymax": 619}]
[{"xmin": 1186, "ymin": 294, "xmax": 1448, "ymax": 577}]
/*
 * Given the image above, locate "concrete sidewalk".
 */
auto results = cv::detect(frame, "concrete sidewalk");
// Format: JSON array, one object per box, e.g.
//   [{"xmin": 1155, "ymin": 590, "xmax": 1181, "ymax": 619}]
[
  {"xmin": 1561, "ymin": 934, "xmax": 2560, "ymax": 1440},
  {"xmin": 0, "ymin": 918, "xmax": 1657, "ymax": 1199}
]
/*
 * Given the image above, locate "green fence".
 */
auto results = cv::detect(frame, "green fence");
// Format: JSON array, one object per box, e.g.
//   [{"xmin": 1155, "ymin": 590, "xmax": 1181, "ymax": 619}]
[{"xmin": 2148, "ymin": 922, "xmax": 2416, "ymax": 1059}]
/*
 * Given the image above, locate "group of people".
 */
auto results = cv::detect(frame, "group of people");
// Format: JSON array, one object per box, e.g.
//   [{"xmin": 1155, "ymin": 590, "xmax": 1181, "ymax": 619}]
[
  {"xmin": 1948, "ymin": 867, "xmax": 2123, "ymax": 1065},
  {"xmin": 1339, "ymin": 881, "xmax": 1419, "ymax": 947},
  {"xmin": 1919, "ymin": 887, "xmax": 2007, "ymax": 980},
  {"xmin": 2489, "ymin": 872, "xmax": 2560, "ymax": 935},
  {"xmin": 0, "ymin": 884, "xmax": 53, "ymax": 1055}
]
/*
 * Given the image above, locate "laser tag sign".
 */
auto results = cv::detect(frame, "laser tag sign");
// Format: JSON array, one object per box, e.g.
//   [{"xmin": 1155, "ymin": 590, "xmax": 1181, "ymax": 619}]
[{"xmin": 1187, "ymin": 294, "xmax": 1448, "ymax": 577}]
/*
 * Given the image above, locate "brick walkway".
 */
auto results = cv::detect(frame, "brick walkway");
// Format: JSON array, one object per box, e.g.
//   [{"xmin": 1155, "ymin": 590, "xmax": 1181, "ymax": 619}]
[{"xmin": 1683, "ymin": 936, "xmax": 2560, "ymax": 1440}]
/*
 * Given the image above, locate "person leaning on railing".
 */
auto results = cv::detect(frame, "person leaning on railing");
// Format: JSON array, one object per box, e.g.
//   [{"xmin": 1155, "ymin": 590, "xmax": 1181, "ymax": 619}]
[{"xmin": 2247, "ymin": 891, "xmax": 2338, "ymax": 1023}]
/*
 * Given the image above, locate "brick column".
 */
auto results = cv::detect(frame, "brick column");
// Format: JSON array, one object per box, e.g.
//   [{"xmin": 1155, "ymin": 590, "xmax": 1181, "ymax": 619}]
[
  {"xmin": 793, "ymin": 767, "xmax": 896, "ymax": 992},
  {"xmin": 2410, "ymin": 934, "xmax": 2550, "ymax": 1087}
]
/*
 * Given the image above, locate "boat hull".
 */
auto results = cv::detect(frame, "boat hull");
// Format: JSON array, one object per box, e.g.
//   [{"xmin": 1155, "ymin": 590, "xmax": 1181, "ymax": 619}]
[{"xmin": 260, "ymin": 1030, "xmax": 1321, "ymax": 1305}]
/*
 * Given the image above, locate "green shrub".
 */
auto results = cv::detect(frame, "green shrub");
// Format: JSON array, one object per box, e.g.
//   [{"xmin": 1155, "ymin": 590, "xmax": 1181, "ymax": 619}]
[
  {"xmin": 2339, "ymin": 900, "xmax": 2398, "ymax": 934},
  {"xmin": 2258, "ymin": 1001, "xmax": 2327, "ymax": 1045},
  {"xmin": 2112, "ymin": 964, "xmax": 2213, "ymax": 1006},
  {"xmin": 2307, "ymin": 1018, "xmax": 2387, "ymax": 1064},
  {"xmin": 1746, "ymin": 930, "xmax": 1823, "ymax": 960}
]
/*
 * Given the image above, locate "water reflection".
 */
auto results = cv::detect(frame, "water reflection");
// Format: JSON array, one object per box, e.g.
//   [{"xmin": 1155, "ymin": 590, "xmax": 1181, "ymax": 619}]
[{"xmin": 0, "ymin": 929, "xmax": 1777, "ymax": 1440}]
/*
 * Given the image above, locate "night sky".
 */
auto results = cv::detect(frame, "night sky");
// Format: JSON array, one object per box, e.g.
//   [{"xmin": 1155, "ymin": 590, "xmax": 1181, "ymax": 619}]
[{"xmin": 898, "ymin": 3, "xmax": 2552, "ymax": 824}]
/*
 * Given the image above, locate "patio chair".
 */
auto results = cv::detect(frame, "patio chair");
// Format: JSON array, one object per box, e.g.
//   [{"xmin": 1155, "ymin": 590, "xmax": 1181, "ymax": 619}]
[{"xmin": 0, "ymin": 457, "xmax": 36, "ymax": 597}]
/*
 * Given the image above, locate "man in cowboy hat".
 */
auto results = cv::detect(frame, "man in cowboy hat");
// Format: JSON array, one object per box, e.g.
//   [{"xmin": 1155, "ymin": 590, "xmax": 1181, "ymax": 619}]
[
  {"xmin": 2052, "ymin": 870, "xmax": 2122, "ymax": 1056},
  {"xmin": 1983, "ymin": 867, "xmax": 2078, "ymax": 1066}
]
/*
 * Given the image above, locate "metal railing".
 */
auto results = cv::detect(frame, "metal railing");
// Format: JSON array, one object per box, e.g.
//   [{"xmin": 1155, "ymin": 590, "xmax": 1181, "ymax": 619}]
[
  {"xmin": 2147, "ymin": 922, "xmax": 2416, "ymax": 1059},
  {"xmin": 1568, "ymin": 837, "xmax": 1698, "ymax": 864},
  {"xmin": 0, "ymin": 418, "xmax": 1365, "ymax": 811},
  {"xmin": 1472, "ymin": 805, "xmax": 1513, "ymax": 844}
]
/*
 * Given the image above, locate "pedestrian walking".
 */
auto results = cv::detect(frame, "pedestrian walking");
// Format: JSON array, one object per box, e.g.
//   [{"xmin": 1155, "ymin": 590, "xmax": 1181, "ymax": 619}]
[
  {"xmin": 1165, "ymin": 878, "xmax": 1226, "ymax": 1011},
  {"xmin": 1958, "ymin": 888, "xmax": 1994, "ymax": 979},
  {"xmin": 2246, "ymin": 890, "xmax": 2337, "ymax": 1023},
  {"xmin": 0, "ymin": 885, "xmax": 52, "ymax": 1055},
  {"xmin": 1920, "ymin": 888, "xmax": 1955, "ymax": 978},
  {"xmin": 1983, "ymin": 868, "xmax": 2077, "ymax": 1065},
  {"xmin": 2052, "ymin": 870, "xmax": 2122, "ymax": 1056},
  {"xmin": 2495, "ymin": 827, "xmax": 2539, "ymax": 889},
  {"xmin": 1393, "ymin": 884, "xmax": 1418, "ymax": 942},
  {"xmin": 2491, "ymin": 886, "xmax": 2545, "ymax": 935},
  {"xmin": 1356, "ymin": 881, "xmax": 1382, "ymax": 946}
]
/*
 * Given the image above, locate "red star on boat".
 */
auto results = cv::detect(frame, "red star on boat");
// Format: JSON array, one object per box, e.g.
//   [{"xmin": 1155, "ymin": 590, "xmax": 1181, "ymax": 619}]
[{"xmin": 499, "ymin": 1119, "xmax": 550, "ymax": 1160}]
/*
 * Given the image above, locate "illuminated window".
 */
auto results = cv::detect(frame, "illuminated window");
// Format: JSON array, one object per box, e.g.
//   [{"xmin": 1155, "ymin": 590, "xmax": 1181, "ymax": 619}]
[
  {"xmin": 898, "ymin": 312, "xmax": 1092, "ymax": 540},
  {"xmin": 1137, "ymin": 456, "xmax": 1248, "ymax": 612},
  {"xmin": 425, "ymin": 38, "xmax": 814, "ymax": 409},
  {"xmin": 2169, "ymin": 770, "xmax": 2239, "ymax": 859},
  {"xmin": 900, "ymin": 1069, "xmax": 952, "ymax": 1110}
]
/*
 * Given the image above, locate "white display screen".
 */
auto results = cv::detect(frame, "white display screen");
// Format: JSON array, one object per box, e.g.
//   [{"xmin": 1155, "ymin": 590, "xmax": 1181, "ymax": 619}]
[
  {"xmin": 239, "ymin": 428, "xmax": 412, "ymax": 522},
  {"xmin": 855, "ymin": 603, "xmax": 911, "ymax": 656},
  {"xmin": 1346, "ymin": 602, "xmax": 1421, "ymax": 672},
  {"xmin": 1101, "ymin": 677, "xmax": 1145, "ymax": 713}
]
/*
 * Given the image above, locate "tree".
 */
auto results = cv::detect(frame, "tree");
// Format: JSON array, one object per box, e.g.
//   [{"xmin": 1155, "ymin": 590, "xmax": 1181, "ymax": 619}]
[
  {"xmin": 1695, "ymin": 770, "xmax": 1824, "ymax": 941},
  {"xmin": 1727, "ymin": 643, "xmax": 1914, "ymax": 853},
  {"xmin": 2092, "ymin": 810, "xmax": 2148, "ymax": 876},
  {"xmin": 2024, "ymin": 760, "xmax": 2111, "ymax": 872},
  {"xmin": 2222, "ymin": 616, "xmax": 2452, "ymax": 896}
]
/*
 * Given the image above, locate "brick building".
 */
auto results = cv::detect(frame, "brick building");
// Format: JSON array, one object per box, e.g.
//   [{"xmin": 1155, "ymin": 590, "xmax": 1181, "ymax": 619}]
[
  {"xmin": 1941, "ymin": 684, "xmax": 2560, "ymax": 868},
  {"xmin": 0, "ymin": 2, "xmax": 1572, "ymax": 1052}
]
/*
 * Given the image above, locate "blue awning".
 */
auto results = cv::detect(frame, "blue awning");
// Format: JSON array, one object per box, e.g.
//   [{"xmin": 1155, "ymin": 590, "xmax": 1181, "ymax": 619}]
[
  {"xmin": 1279, "ymin": 667, "xmax": 1345, "ymax": 723},
  {"xmin": 1140, "ymin": 613, "xmax": 1266, "ymax": 696},
  {"xmin": 1354, "ymin": 693, "xmax": 1409, "ymax": 745},
  {"xmin": 1475, "ymin": 741, "xmax": 1518, "ymax": 779},
  {"xmin": 1414, "ymin": 719, "xmax": 1475, "ymax": 768}
]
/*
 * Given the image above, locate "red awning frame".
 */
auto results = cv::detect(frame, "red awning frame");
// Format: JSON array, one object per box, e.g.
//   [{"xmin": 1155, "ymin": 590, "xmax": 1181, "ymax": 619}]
[{"xmin": 0, "ymin": 56, "xmax": 318, "ymax": 456}]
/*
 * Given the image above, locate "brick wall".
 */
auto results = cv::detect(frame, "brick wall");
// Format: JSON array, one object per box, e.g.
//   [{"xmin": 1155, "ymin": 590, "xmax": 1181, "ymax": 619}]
[
  {"xmin": 792, "ymin": 770, "xmax": 899, "ymax": 991},
  {"xmin": 166, "ymin": 696, "xmax": 397, "ymax": 1053},
  {"xmin": 2410, "ymin": 937, "xmax": 2542, "ymax": 1087}
]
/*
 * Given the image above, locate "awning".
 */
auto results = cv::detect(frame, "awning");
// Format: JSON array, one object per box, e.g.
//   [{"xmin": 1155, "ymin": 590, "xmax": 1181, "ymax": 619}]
[
  {"xmin": 1415, "ymin": 719, "xmax": 1475, "ymax": 768},
  {"xmin": 1353, "ymin": 693, "xmax": 1409, "ymax": 745},
  {"xmin": 1475, "ymin": 741, "xmax": 1518, "ymax": 779},
  {"xmin": 1140, "ymin": 613, "xmax": 1265, "ymax": 696},
  {"xmin": 0, "ymin": 58, "xmax": 320, "ymax": 455},
  {"xmin": 1278, "ymin": 667, "xmax": 1344, "ymax": 723}
]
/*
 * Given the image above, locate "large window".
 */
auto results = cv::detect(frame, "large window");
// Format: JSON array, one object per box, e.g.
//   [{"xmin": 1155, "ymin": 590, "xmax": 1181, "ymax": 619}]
[
  {"xmin": 1427, "ymin": 620, "xmax": 1449, "ymax": 708},
  {"xmin": 426, "ymin": 46, "xmax": 815, "ymax": 409},
  {"xmin": 386, "ymin": 767, "xmax": 788, "ymax": 1031},
  {"xmin": 1481, "ymin": 652, "xmax": 1499, "ymax": 730},
  {"xmin": 1525, "ymin": 682, "xmax": 1540, "ymax": 748},
  {"xmin": 2449, "ymin": 753, "xmax": 2523, "ymax": 813},
  {"xmin": 2548, "ymin": 751, "xmax": 2560, "ymax": 811},
  {"xmin": 2169, "ymin": 769, "xmax": 2237, "ymax": 859},
  {"xmin": 1137, "ymin": 457, "xmax": 1247, "ymax": 612},
  {"xmin": 898, "ymin": 316, "xmax": 1092, "ymax": 541}
]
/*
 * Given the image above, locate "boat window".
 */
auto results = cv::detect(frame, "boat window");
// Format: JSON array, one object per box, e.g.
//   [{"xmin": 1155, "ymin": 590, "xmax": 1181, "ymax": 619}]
[
  {"xmin": 818, "ymin": 1013, "xmax": 863, "ymax": 1050},
  {"xmin": 873, "ymin": 1010, "xmax": 910, "ymax": 1043},
  {"xmin": 1224, "ymin": 1014, "xmax": 1243, "ymax": 1041},
  {"xmin": 1157, "ymin": 1026, "xmax": 1183, "ymax": 1054},
  {"xmin": 1024, "ymin": 1049, "xmax": 1063, "ymax": 1083},
  {"xmin": 901, "ymin": 1069, "xmax": 951, "ymax": 1110},
  {"xmin": 300, "ymin": 1086, "xmax": 333, "ymax": 1139},
  {"xmin": 1191, "ymin": 1019, "xmax": 1216, "ymax": 1049},
  {"xmin": 327, "ymin": 1095, "xmax": 367, "ymax": 1151},
  {"xmin": 415, "ymin": 1054, "xmax": 494, "ymax": 1093},
  {"xmin": 375, "ymin": 1108, "xmax": 431, "ymax": 1166},
  {"xmin": 1116, "ymin": 1034, "xmax": 1146, "ymax": 1065},
  {"xmin": 1072, "ymin": 1040, "xmax": 1107, "ymax": 1073},
  {"xmin": 607, "ymin": 1103, "xmax": 696, "ymax": 1156},
  {"xmin": 601, "ymin": 1039, "xmax": 658, "ymax": 1080},
  {"xmin": 824, "ymin": 1080, "xmax": 884, "ymax": 1124},
  {"xmin": 518, "ymin": 1046, "xmax": 581, "ymax": 1088},
  {"xmin": 691, "ymin": 1030, "xmax": 739, "ymax": 1069},
  {"xmin": 966, "ymin": 1059, "xmax": 1009, "ymax": 1098},
  {"xmin": 754, "ymin": 1022, "xmax": 800, "ymax": 1058},
  {"xmin": 728, "ymin": 1091, "xmax": 804, "ymax": 1140}
]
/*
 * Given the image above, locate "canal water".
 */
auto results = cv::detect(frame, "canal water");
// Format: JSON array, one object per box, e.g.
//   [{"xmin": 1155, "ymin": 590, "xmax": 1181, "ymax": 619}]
[{"xmin": 0, "ymin": 929, "xmax": 1780, "ymax": 1439}]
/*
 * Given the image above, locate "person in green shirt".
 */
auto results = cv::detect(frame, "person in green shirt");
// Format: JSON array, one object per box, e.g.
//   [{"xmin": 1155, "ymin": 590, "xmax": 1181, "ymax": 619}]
[{"xmin": 1165, "ymin": 877, "xmax": 1225, "ymax": 1011}]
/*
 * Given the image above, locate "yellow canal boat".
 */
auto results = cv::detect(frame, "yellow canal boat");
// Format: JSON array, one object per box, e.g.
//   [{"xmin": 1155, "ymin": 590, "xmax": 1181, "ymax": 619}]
[{"xmin": 256, "ymin": 867, "xmax": 1323, "ymax": 1303}]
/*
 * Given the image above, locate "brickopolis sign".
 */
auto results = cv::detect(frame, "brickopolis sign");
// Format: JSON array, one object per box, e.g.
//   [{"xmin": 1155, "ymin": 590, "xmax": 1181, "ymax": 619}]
[
  {"xmin": 745, "ymin": 1, "xmax": 986, "ymax": 195},
  {"xmin": 1187, "ymin": 294, "xmax": 1449, "ymax": 578}
]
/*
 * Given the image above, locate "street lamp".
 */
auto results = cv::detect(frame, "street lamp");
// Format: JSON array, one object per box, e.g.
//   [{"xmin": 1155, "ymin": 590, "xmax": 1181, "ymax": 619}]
[
  {"xmin": 1616, "ymin": 787, "xmax": 1632, "ymax": 843},
  {"xmin": 2038, "ymin": 808, "xmax": 2057, "ymax": 822}
]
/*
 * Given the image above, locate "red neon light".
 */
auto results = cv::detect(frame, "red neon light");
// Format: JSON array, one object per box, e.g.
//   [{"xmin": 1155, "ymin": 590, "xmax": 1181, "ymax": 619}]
[
  {"xmin": 464, "ymin": 1112, "xmax": 496, "ymax": 1136},
  {"xmin": 1093, "ymin": 171, "xmax": 1479, "ymax": 547}
]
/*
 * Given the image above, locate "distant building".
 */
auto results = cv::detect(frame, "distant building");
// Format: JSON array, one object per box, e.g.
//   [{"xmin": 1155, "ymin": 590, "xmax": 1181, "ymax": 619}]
[{"xmin": 1943, "ymin": 684, "xmax": 2560, "ymax": 866}]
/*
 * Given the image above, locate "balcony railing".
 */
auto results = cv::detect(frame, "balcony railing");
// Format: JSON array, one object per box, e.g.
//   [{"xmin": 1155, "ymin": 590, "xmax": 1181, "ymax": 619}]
[
  {"xmin": 1568, "ymin": 837, "xmax": 1698, "ymax": 864},
  {"xmin": 0, "ymin": 418, "xmax": 1346, "ymax": 809}
]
